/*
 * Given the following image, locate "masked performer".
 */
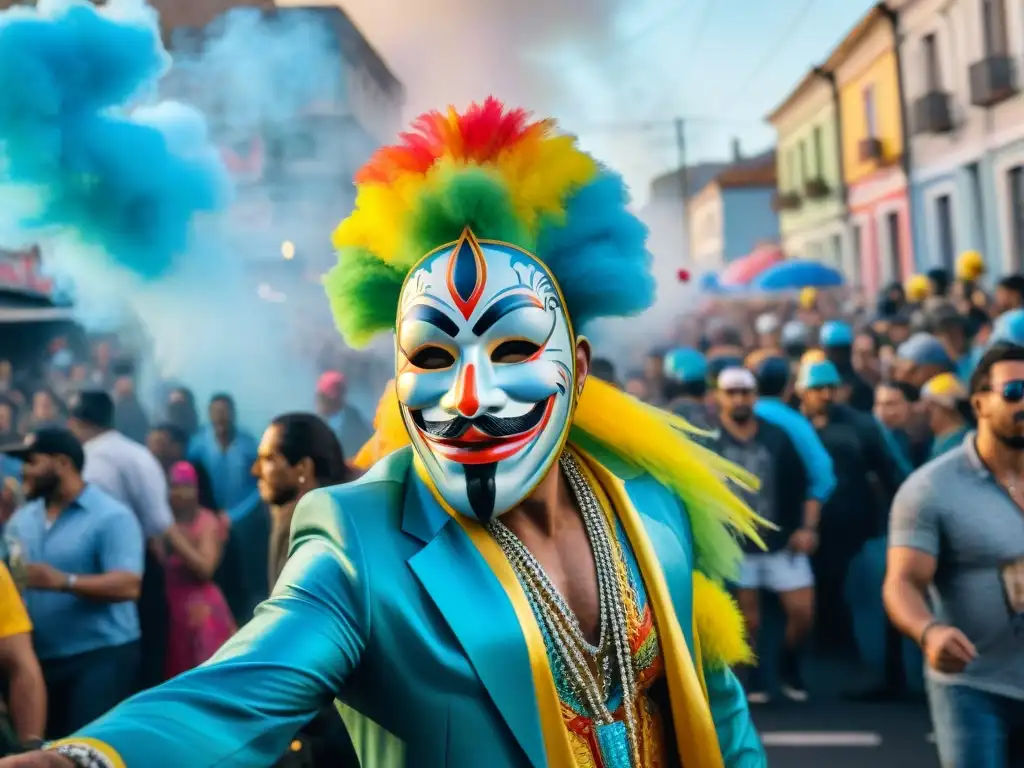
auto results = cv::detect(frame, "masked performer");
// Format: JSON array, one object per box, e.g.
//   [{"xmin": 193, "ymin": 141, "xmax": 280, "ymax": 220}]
[{"xmin": 28, "ymin": 100, "xmax": 765, "ymax": 768}]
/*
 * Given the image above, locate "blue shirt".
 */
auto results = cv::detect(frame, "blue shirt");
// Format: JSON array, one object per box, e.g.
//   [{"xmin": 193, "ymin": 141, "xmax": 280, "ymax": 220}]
[
  {"xmin": 188, "ymin": 427, "xmax": 259, "ymax": 522},
  {"xmin": 6, "ymin": 485, "xmax": 144, "ymax": 660},
  {"xmin": 877, "ymin": 422, "xmax": 916, "ymax": 477},
  {"xmin": 754, "ymin": 397, "xmax": 836, "ymax": 503}
]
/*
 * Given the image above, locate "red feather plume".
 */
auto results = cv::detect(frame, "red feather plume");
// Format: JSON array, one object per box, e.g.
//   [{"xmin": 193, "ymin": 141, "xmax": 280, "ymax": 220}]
[{"xmin": 355, "ymin": 97, "xmax": 540, "ymax": 185}]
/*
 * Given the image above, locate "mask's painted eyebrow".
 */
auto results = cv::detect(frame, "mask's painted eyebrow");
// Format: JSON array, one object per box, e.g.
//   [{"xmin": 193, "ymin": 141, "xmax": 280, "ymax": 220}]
[
  {"xmin": 472, "ymin": 293, "xmax": 542, "ymax": 336},
  {"xmin": 403, "ymin": 303, "xmax": 459, "ymax": 337}
]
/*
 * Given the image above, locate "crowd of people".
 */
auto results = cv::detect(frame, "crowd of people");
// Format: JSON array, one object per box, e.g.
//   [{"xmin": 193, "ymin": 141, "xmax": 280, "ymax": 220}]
[
  {"xmin": 0, "ymin": 341, "xmax": 372, "ymax": 766},
  {"xmin": 0, "ymin": 259, "xmax": 1022, "ymax": 766}
]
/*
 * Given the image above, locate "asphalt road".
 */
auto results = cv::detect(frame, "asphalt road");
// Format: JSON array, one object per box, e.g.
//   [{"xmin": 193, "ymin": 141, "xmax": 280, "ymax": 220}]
[{"xmin": 752, "ymin": 699, "xmax": 937, "ymax": 768}]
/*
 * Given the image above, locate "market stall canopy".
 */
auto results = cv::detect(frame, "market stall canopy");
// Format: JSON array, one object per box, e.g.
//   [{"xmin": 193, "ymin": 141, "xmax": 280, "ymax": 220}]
[
  {"xmin": 718, "ymin": 244, "xmax": 783, "ymax": 286},
  {"xmin": 751, "ymin": 259, "xmax": 844, "ymax": 291}
]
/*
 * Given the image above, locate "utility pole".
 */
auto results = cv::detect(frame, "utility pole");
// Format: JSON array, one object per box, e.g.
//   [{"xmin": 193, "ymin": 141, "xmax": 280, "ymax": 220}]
[{"xmin": 674, "ymin": 117, "xmax": 690, "ymax": 265}]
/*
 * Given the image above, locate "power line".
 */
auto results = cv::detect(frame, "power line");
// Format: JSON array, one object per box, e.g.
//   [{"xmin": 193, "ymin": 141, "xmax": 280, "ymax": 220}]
[{"xmin": 713, "ymin": 0, "xmax": 822, "ymax": 113}]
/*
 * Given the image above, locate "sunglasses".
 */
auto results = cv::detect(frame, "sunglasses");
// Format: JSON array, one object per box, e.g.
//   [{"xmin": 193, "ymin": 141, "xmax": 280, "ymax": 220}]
[{"xmin": 999, "ymin": 380, "xmax": 1024, "ymax": 403}]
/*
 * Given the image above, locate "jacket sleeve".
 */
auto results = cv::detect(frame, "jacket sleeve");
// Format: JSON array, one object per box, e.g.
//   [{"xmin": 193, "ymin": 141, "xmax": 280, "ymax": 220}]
[
  {"xmin": 47, "ymin": 490, "xmax": 371, "ymax": 768},
  {"xmin": 706, "ymin": 663, "xmax": 768, "ymax": 767}
]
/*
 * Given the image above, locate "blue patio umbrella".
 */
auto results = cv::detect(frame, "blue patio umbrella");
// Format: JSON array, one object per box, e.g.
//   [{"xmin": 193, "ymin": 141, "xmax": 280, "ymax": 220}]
[
  {"xmin": 697, "ymin": 271, "xmax": 721, "ymax": 292},
  {"xmin": 751, "ymin": 260, "xmax": 845, "ymax": 291}
]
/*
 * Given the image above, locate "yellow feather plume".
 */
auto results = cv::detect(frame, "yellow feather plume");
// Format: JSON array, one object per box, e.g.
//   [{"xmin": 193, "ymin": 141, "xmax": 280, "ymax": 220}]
[
  {"xmin": 693, "ymin": 572, "xmax": 754, "ymax": 669},
  {"xmin": 352, "ymin": 380, "xmax": 409, "ymax": 471}
]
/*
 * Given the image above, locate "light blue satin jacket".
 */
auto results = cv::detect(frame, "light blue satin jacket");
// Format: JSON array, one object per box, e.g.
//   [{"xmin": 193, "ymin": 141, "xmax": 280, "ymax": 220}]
[{"xmin": 72, "ymin": 447, "xmax": 765, "ymax": 767}]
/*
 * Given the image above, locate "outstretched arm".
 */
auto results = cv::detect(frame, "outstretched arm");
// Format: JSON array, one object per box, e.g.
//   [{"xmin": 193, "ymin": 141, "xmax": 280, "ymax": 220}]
[{"xmin": 45, "ymin": 491, "xmax": 371, "ymax": 768}]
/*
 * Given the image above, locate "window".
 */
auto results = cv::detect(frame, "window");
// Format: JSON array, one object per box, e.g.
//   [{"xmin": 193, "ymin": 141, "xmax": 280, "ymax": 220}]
[
  {"xmin": 830, "ymin": 232, "xmax": 844, "ymax": 269},
  {"xmin": 850, "ymin": 224, "xmax": 864, "ymax": 285},
  {"xmin": 799, "ymin": 141, "xmax": 809, "ymax": 182},
  {"xmin": 982, "ymin": 0, "xmax": 1009, "ymax": 55},
  {"xmin": 885, "ymin": 211, "xmax": 902, "ymax": 280},
  {"xmin": 788, "ymin": 149, "xmax": 798, "ymax": 191},
  {"xmin": 812, "ymin": 126, "xmax": 824, "ymax": 177},
  {"xmin": 922, "ymin": 33, "xmax": 941, "ymax": 91},
  {"xmin": 1010, "ymin": 166, "xmax": 1024, "ymax": 268},
  {"xmin": 863, "ymin": 85, "xmax": 878, "ymax": 138},
  {"xmin": 935, "ymin": 194, "xmax": 955, "ymax": 270}
]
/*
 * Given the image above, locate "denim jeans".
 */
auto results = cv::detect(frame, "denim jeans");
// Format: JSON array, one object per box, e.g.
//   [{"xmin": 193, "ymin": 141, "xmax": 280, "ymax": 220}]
[{"xmin": 927, "ymin": 679, "xmax": 1024, "ymax": 768}]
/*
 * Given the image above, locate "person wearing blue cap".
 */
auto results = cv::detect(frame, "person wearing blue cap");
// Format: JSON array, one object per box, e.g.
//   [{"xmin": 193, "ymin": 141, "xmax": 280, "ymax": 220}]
[
  {"xmin": 662, "ymin": 347, "xmax": 714, "ymax": 433},
  {"xmin": 796, "ymin": 360, "xmax": 909, "ymax": 698},
  {"xmin": 752, "ymin": 356, "xmax": 836, "ymax": 509},
  {"xmin": 819, "ymin": 321, "xmax": 875, "ymax": 413}
]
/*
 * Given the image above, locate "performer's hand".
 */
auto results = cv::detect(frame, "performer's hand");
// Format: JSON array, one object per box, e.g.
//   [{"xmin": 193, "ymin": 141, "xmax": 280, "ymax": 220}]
[
  {"xmin": 787, "ymin": 528, "xmax": 818, "ymax": 555},
  {"xmin": 923, "ymin": 624, "xmax": 977, "ymax": 673},
  {"xmin": 218, "ymin": 510, "xmax": 231, "ymax": 534},
  {"xmin": 0, "ymin": 752, "xmax": 75, "ymax": 767}
]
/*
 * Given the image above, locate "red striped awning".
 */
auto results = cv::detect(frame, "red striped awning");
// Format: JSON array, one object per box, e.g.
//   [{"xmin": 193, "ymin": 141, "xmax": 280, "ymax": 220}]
[{"xmin": 719, "ymin": 245, "xmax": 783, "ymax": 286}]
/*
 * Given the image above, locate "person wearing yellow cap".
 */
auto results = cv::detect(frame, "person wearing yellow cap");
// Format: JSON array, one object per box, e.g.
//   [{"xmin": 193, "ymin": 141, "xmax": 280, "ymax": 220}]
[
  {"xmin": 920, "ymin": 373, "xmax": 972, "ymax": 460},
  {"xmin": 905, "ymin": 274, "xmax": 931, "ymax": 305}
]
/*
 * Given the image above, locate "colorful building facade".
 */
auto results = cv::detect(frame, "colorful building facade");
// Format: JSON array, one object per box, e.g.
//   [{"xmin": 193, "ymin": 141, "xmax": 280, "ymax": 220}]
[
  {"xmin": 830, "ymin": 5, "xmax": 914, "ymax": 294},
  {"xmin": 766, "ymin": 69, "xmax": 850, "ymax": 277},
  {"xmin": 686, "ymin": 155, "xmax": 779, "ymax": 271},
  {"xmin": 893, "ymin": 0, "xmax": 1024, "ymax": 277}
]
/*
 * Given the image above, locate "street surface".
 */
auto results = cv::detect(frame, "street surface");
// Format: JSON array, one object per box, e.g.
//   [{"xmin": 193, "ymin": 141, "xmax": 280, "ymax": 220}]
[{"xmin": 753, "ymin": 700, "xmax": 936, "ymax": 768}]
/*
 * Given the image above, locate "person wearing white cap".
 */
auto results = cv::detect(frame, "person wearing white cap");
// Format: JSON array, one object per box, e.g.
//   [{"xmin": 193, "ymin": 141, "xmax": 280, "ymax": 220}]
[
  {"xmin": 755, "ymin": 313, "xmax": 780, "ymax": 350},
  {"xmin": 920, "ymin": 373, "xmax": 972, "ymax": 461},
  {"xmin": 709, "ymin": 367, "xmax": 814, "ymax": 704}
]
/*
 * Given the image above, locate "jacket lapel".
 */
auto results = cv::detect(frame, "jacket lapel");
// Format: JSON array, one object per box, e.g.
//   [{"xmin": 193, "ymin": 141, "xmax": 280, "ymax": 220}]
[
  {"xmin": 402, "ymin": 464, "xmax": 558, "ymax": 768},
  {"xmin": 623, "ymin": 476, "xmax": 697, "ymax": 650}
]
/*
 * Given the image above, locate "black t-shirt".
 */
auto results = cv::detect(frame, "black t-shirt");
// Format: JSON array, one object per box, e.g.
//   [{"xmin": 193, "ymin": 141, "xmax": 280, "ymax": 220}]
[{"xmin": 711, "ymin": 417, "xmax": 808, "ymax": 553}]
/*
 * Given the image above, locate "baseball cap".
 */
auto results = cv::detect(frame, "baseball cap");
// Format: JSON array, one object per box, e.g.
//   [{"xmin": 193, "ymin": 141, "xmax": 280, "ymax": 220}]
[
  {"xmin": 896, "ymin": 332, "xmax": 954, "ymax": 368},
  {"xmin": 316, "ymin": 371, "xmax": 346, "ymax": 397},
  {"xmin": 717, "ymin": 367, "xmax": 757, "ymax": 391},
  {"xmin": 819, "ymin": 320, "xmax": 853, "ymax": 347},
  {"xmin": 68, "ymin": 390, "xmax": 115, "ymax": 429},
  {"xmin": 0, "ymin": 427, "xmax": 85, "ymax": 472}
]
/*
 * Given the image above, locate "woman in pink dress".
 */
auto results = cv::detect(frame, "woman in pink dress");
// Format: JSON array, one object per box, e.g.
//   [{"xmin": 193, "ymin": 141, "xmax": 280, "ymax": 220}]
[{"xmin": 163, "ymin": 461, "xmax": 236, "ymax": 680}]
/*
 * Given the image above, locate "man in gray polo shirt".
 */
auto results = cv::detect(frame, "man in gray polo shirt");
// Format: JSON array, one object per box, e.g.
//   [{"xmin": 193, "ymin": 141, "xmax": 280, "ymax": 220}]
[{"xmin": 885, "ymin": 341, "xmax": 1024, "ymax": 767}]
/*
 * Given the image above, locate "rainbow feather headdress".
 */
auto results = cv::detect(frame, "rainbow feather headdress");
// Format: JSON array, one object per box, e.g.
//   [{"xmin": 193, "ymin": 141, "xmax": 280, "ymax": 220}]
[{"xmin": 327, "ymin": 98, "xmax": 763, "ymax": 582}]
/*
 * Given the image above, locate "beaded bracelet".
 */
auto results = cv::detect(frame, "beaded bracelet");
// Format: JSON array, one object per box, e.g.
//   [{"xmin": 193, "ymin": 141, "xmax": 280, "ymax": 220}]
[{"xmin": 49, "ymin": 743, "xmax": 116, "ymax": 768}]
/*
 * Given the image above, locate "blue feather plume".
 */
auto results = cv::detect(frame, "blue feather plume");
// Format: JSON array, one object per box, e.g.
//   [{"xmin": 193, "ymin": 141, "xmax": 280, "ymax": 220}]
[
  {"xmin": 537, "ymin": 170, "xmax": 656, "ymax": 330},
  {"xmin": 0, "ymin": 1, "xmax": 229, "ymax": 279}
]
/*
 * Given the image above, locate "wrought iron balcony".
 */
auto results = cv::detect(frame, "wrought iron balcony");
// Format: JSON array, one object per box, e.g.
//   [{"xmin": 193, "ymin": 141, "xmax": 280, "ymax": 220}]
[
  {"xmin": 804, "ymin": 178, "xmax": 831, "ymax": 199},
  {"xmin": 912, "ymin": 91, "xmax": 954, "ymax": 134},
  {"xmin": 772, "ymin": 191, "xmax": 802, "ymax": 212},
  {"xmin": 969, "ymin": 55, "xmax": 1018, "ymax": 108},
  {"xmin": 858, "ymin": 137, "xmax": 884, "ymax": 163}
]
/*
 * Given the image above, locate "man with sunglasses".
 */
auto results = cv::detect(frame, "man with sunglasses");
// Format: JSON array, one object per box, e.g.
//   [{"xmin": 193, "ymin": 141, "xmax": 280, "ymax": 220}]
[
  {"xmin": 886, "ymin": 341, "xmax": 1024, "ymax": 767},
  {"xmin": 711, "ymin": 367, "xmax": 812, "ymax": 705}
]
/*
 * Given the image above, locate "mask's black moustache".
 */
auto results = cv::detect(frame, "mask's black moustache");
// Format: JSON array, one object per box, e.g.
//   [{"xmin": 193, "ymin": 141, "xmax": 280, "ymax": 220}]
[{"xmin": 413, "ymin": 399, "xmax": 548, "ymax": 439}]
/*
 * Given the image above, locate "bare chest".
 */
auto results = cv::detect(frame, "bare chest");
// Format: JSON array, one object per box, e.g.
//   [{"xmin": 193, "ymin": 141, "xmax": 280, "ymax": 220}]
[{"xmin": 515, "ymin": 521, "xmax": 602, "ymax": 645}]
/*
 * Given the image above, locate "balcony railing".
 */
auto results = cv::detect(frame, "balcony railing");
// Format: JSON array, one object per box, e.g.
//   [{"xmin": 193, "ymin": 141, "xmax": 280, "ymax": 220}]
[
  {"xmin": 772, "ymin": 191, "xmax": 802, "ymax": 212},
  {"xmin": 858, "ymin": 137, "xmax": 884, "ymax": 163},
  {"xmin": 804, "ymin": 178, "xmax": 830, "ymax": 199},
  {"xmin": 969, "ymin": 55, "xmax": 1018, "ymax": 108},
  {"xmin": 912, "ymin": 91, "xmax": 954, "ymax": 134}
]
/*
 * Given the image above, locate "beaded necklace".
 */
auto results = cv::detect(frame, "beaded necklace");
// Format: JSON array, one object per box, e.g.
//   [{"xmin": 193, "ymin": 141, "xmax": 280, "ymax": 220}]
[{"xmin": 488, "ymin": 453, "xmax": 639, "ymax": 768}]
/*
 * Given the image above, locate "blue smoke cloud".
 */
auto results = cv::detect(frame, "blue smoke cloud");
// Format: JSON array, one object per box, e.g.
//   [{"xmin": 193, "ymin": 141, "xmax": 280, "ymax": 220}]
[{"xmin": 0, "ymin": 0, "xmax": 229, "ymax": 279}]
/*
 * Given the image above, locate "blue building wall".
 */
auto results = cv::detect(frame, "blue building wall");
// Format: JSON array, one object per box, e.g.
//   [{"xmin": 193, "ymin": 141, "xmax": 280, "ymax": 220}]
[
  {"xmin": 981, "ymin": 137, "xmax": 1024, "ymax": 278},
  {"xmin": 722, "ymin": 187, "xmax": 779, "ymax": 262},
  {"xmin": 909, "ymin": 169, "xmax": 987, "ymax": 273},
  {"xmin": 910, "ymin": 138, "xmax": 1024, "ymax": 280}
]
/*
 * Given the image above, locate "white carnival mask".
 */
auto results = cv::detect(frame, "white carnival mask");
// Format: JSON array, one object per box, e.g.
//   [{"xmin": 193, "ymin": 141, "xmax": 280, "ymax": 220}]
[{"xmin": 395, "ymin": 228, "xmax": 577, "ymax": 522}]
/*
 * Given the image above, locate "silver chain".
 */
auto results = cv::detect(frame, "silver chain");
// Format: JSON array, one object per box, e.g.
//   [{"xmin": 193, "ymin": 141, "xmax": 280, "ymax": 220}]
[{"xmin": 488, "ymin": 453, "xmax": 639, "ymax": 762}]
